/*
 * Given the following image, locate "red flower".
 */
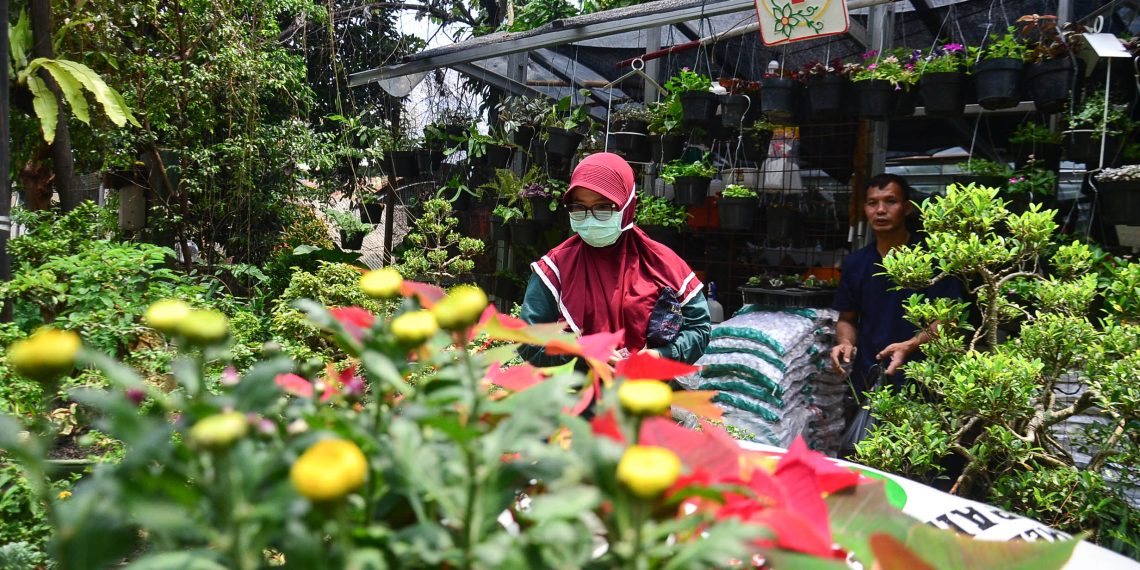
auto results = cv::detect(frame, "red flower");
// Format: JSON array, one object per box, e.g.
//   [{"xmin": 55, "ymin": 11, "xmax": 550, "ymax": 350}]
[{"xmin": 329, "ymin": 307, "xmax": 375, "ymax": 341}]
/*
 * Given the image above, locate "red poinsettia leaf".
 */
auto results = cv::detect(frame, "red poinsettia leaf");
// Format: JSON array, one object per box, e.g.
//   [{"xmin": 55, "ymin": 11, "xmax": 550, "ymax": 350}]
[
  {"xmin": 275, "ymin": 373, "xmax": 313, "ymax": 398},
  {"xmin": 638, "ymin": 417, "xmax": 741, "ymax": 479},
  {"xmin": 589, "ymin": 409, "xmax": 625, "ymax": 443},
  {"xmin": 772, "ymin": 458, "xmax": 832, "ymax": 546},
  {"xmin": 778, "ymin": 437, "xmax": 862, "ymax": 494},
  {"xmin": 870, "ymin": 533, "xmax": 936, "ymax": 570},
  {"xmin": 546, "ymin": 330, "xmax": 623, "ymax": 361},
  {"xmin": 481, "ymin": 313, "xmax": 573, "ymax": 345},
  {"xmin": 328, "ymin": 307, "xmax": 375, "ymax": 341},
  {"xmin": 402, "ymin": 280, "xmax": 446, "ymax": 308},
  {"xmin": 750, "ymin": 507, "xmax": 837, "ymax": 558},
  {"xmin": 672, "ymin": 391, "xmax": 724, "ymax": 420},
  {"xmin": 615, "ymin": 351, "xmax": 699, "ymax": 380},
  {"xmin": 567, "ymin": 382, "xmax": 596, "ymax": 416},
  {"xmin": 484, "ymin": 362, "xmax": 545, "ymax": 393}
]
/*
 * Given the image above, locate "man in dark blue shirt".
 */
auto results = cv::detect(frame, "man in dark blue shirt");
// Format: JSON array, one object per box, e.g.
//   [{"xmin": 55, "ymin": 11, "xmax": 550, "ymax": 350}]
[{"xmin": 830, "ymin": 174, "xmax": 962, "ymax": 391}]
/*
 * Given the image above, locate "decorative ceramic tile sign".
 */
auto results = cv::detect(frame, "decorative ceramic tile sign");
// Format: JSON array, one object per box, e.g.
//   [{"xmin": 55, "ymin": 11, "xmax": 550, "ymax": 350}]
[{"xmin": 755, "ymin": 0, "xmax": 849, "ymax": 46}]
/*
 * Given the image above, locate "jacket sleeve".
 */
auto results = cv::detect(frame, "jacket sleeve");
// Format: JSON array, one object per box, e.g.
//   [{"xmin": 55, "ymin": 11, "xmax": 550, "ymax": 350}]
[
  {"xmin": 517, "ymin": 272, "xmax": 574, "ymax": 367},
  {"xmin": 658, "ymin": 292, "xmax": 711, "ymax": 364}
]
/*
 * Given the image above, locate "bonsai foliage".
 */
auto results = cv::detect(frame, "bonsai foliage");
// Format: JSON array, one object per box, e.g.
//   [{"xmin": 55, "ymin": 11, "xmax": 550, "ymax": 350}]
[
  {"xmin": 860, "ymin": 183, "xmax": 1140, "ymax": 548},
  {"xmin": 634, "ymin": 192, "xmax": 689, "ymax": 229},
  {"xmin": 394, "ymin": 198, "xmax": 485, "ymax": 287},
  {"xmin": 0, "ymin": 273, "xmax": 1082, "ymax": 569}
]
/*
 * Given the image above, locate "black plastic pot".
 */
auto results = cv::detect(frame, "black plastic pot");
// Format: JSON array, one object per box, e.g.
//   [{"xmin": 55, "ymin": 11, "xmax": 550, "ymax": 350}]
[
  {"xmin": 1012, "ymin": 141, "xmax": 1063, "ymax": 171},
  {"xmin": 340, "ymin": 230, "xmax": 365, "ymax": 250},
  {"xmin": 806, "ymin": 76, "xmax": 850, "ymax": 120},
  {"xmin": 415, "ymin": 148, "xmax": 444, "ymax": 173},
  {"xmin": 895, "ymin": 87, "xmax": 917, "ymax": 117},
  {"xmin": 717, "ymin": 196, "xmax": 758, "ymax": 231},
  {"xmin": 1025, "ymin": 58, "xmax": 1074, "ymax": 115},
  {"xmin": 1066, "ymin": 130, "xmax": 1125, "ymax": 168},
  {"xmin": 513, "ymin": 125, "xmax": 537, "ymax": 149},
  {"xmin": 1095, "ymin": 180, "xmax": 1140, "ymax": 226},
  {"xmin": 609, "ymin": 132, "xmax": 651, "ymax": 163},
  {"xmin": 760, "ymin": 77, "xmax": 800, "ymax": 125},
  {"xmin": 360, "ymin": 202, "xmax": 384, "ymax": 225},
  {"xmin": 382, "ymin": 151, "xmax": 419, "ymax": 178},
  {"xmin": 490, "ymin": 216, "xmax": 510, "ymax": 243},
  {"xmin": 444, "ymin": 124, "xmax": 467, "ymax": 140},
  {"xmin": 612, "ymin": 118, "xmax": 649, "ymax": 134},
  {"xmin": 652, "ymin": 135, "xmax": 685, "ymax": 163},
  {"xmin": 672, "ymin": 176, "xmax": 710, "ymax": 206},
  {"xmin": 509, "ymin": 219, "xmax": 540, "ymax": 243},
  {"xmin": 719, "ymin": 95, "xmax": 751, "ymax": 129},
  {"xmin": 482, "ymin": 144, "xmax": 514, "ymax": 168},
  {"xmin": 742, "ymin": 130, "xmax": 773, "ymax": 163},
  {"xmin": 679, "ymin": 91, "xmax": 719, "ymax": 125},
  {"xmin": 855, "ymin": 80, "xmax": 897, "ymax": 120},
  {"xmin": 918, "ymin": 72, "xmax": 965, "ymax": 117},
  {"xmin": 641, "ymin": 225, "xmax": 681, "ymax": 251},
  {"xmin": 974, "ymin": 58, "xmax": 1024, "ymax": 110},
  {"xmin": 529, "ymin": 197, "xmax": 557, "ymax": 224},
  {"xmin": 545, "ymin": 127, "xmax": 584, "ymax": 158}
]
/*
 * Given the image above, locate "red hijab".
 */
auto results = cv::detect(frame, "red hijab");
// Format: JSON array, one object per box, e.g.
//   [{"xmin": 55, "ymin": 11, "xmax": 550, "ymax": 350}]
[{"xmin": 531, "ymin": 153, "xmax": 703, "ymax": 351}]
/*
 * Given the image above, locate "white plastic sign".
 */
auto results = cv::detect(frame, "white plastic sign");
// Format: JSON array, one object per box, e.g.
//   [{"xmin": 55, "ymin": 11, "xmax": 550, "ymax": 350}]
[{"xmin": 754, "ymin": 0, "xmax": 850, "ymax": 47}]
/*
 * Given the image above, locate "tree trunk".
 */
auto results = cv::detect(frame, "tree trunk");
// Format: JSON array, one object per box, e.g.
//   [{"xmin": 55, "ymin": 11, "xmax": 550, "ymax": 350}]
[{"xmin": 31, "ymin": 0, "xmax": 78, "ymax": 212}]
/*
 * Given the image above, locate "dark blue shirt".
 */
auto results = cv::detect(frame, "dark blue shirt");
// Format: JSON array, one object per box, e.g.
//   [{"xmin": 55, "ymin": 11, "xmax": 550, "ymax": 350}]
[{"xmin": 833, "ymin": 234, "xmax": 963, "ymax": 389}]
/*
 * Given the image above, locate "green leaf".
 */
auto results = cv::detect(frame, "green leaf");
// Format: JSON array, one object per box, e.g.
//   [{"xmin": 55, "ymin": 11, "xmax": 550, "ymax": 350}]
[
  {"xmin": 48, "ymin": 59, "xmax": 141, "ymax": 127},
  {"xmin": 38, "ymin": 59, "xmax": 91, "ymax": 123},
  {"xmin": 9, "ymin": 10, "xmax": 32, "ymax": 69},
  {"xmin": 122, "ymin": 551, "xmax": 229, "ymax": 570},
  {"xmin": 26, "ymin": 74, "xmax": 58, "ymax": 144},
  {"xmin": 522, "ymin": 486, "xmax": 600, "ymax": 521},
  {"xmin": 763, "ymin": 549, "xmax": 850, "ymax": 569}
]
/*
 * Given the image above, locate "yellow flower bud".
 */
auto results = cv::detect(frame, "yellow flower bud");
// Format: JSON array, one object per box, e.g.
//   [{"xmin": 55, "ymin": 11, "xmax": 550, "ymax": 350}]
[
  {"xmin": 617, "ymin": 445, "xmax": 682, "ymax": 499},
  {"xmin": 360, "ymin": 267, "xmax": 404, "ymax": 299},
  {"xmin": 144, "ymin": 299, "xmax": 192, "ymax": 334},
  {"xmin": 188, "ymin": 412, "xmax": 249, "ymax": 449},
  {"xmin": 431, "ymin": 285, "xmax": 488, "ymax": 331},
  {"xmin": 390, "ymin": 310, "xmax": 438, "ymax": 346},
  {"xmin": 617, "ymin": 380, "xmax": 673, "ymax": 416},
  {"xmin": 7, "ymin": 328, "xmax": 81, "ymax": 381},
  {"xmin": 290, "ymin": 439, "xmax": 368, "ymax": 502},
  {"xmin": 176, "ymin": 309, "xmax": 229, "ymax": 346}
]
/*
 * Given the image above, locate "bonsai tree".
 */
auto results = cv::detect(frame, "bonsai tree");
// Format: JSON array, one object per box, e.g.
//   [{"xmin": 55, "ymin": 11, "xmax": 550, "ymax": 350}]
[
  {"xmin": 394, "ymin": 198, "xmax": 485, "ymax": 287},
  {"xmin": 634, "ymin": 192, "xmax": 689, "ymax": 230},
  {"xmin": 858, "ymin": 182, "xmax": 1140, "ymax": 548}
]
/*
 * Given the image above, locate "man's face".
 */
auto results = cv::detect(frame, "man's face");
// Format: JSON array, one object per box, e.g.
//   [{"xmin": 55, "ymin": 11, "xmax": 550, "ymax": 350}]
[{"xmin": 864, "ymin": 183, "xmax": 912, "ymax": 233}]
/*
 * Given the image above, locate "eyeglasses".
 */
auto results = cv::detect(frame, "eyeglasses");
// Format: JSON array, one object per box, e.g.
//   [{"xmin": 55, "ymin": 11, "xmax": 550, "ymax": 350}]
[{"xmin": 567, "ymin": 203, "xmax": 619, "ymax": 221}]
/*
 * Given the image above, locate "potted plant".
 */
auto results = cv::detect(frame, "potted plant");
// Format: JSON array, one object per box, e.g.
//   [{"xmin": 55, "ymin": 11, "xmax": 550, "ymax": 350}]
[
  {"xmin": 634, "ymin": 191, "xmax": 688, "ymax": 250},
  {"xmin": 325, "ymin": 208, "xmax": 370, "ymax": 250},
  {"xmin": 1065, "ymin": 90, "xmax": 1133, "ymax": 167},
  {"xmin": 741, "ymin": 117, "xmax": 775, "ymax": 164},
  {"xmin": 849, "ymin": 48, "xmax": 919, "ymax": 120},
  {"xmin": 951, "ymin": 158, "xmax": 1012, "ymax": 189},
  {"xmin": 1094, "ymin": 164, "xmax": 1140, "ymax": 226},
  {"xmin": 974, "ymin": 27, "xmax": 1027, "ymax": 110},
  {"xmin": 760, "ymin": 66, "xmax": 800, "ymax": 125},
  {"xmin": 497, "ymin": 95, "xmax": 549, "ymax": 149},
  {"xmin": 1018, "ymin": 15, "xmax": 1085, "ymax": 114},
  {"xmin": 376, "ymin": 129, "xmax": 420, "ymax": 178},
  {"xmin": 440, "ymin": 109, "xmax": 474, "ymax": 140},
  {"xmin": 1009, "ymin": 121, "xmax": 1063, "ymax": 170},
  {"xmin": 490, "ymin": 204, "xmax": 524, "ymax": 243},
  {"xmin": 666, "ymin": 68, "xmax": 717, "ymax": 125},
  {"xmin": 716, "ymin": 79, "xmax": 755, "ymax": 130},
  {"xmin": 542, "ymin": 94, "xmax": 591, "ymax": 158},
  {"xmin": 647, "ymin": 98, "xmax": 685, "ymax": 163},
  {"xmin": 519, "ymin": 177, "xmax": 567, "ymax": 225},
  {"xmin": 419, "ymin": 124, "xmax": 447, "ymax": 173},
  {"xmin": 359, "ymin": 192, "xmax": 385, "ymax": 225},
  {"xmin": 1005, "ymin": 165, "xmax": 1057, "ymax": 214},
  {"xmin": 915, "ymin": 42, "xmax": 971, "ymax": 117},
  {"xmin": 718, "ymin": 184, "xmax": 759, "ymax": 231},
  {"xmin": 608, "ymin": 104, "xmax": 652, "ymax": 162},
  {"xmin": 660, "ymin": 155, "xmax": 717, "ymax": 206},
  {"xmin": 800, "ymin": 60, "xmax": 856, "ymax": 120}
]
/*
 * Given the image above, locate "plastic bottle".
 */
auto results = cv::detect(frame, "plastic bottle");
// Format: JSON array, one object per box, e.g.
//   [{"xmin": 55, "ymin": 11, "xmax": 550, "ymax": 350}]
[{"xmin": 707, "ymin": 282, "xmax": 725, "ymax": 324}]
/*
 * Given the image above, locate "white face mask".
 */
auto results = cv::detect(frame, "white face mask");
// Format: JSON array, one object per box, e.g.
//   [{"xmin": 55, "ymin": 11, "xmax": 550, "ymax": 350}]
[{"xmin": 569, "ymin": 191, "xmax": 634, "ymax": 247}]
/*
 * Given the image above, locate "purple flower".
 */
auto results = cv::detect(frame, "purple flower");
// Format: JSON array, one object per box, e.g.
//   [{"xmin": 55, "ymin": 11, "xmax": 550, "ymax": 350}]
[
  {"xmin": 125, "ymin": 388, "xmax": 145, "ymax": 406},
  {"xmin": 944, "ymin": 43, "xmax": 964, "ymax": 53},
  {"xmin": 910, "ymin": 49, "xmax": 922, "ymax": 63},
  {"xmin": 862, "ymin": 50, "xmax": 879, "ymax": 60},
  {"xmin": 905, "ymin": 63, "xmax": 915, "ymax": 70},
  {"xmin": 867, "ymin": 63, "xmax": 878, "ymax": 71}
]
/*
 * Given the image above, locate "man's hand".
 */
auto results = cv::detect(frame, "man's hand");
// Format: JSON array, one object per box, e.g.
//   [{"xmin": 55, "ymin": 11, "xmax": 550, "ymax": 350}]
[
  {"xmin": 638, "ymin": 348, "xmax": 662, "ymax": 358},
  {"xmin": 830, "ymin": 343, "xmax": 856, "ymax": 374},
  {"xmin": 877, "ymin": 339, "xmax": 919, "ymax": 376}
]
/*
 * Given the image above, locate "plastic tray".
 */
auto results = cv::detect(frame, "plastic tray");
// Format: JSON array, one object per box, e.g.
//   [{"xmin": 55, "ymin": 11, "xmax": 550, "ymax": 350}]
[{"xmin": 739, "ymin": 286, "xmax": 836, "ymax": 309}]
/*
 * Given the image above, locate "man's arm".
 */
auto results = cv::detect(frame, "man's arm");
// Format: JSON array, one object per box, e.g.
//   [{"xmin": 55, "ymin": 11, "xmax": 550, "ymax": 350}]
[{"xmin": 830, "ymin": 310, "xmax": 859, "ymax": 374}]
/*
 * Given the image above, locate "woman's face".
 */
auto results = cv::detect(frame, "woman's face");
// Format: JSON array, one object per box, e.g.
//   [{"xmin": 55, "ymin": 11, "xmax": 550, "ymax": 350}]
[{"xmin": 567, "ymin": 187, "xmax": 616, "ymax": 209}]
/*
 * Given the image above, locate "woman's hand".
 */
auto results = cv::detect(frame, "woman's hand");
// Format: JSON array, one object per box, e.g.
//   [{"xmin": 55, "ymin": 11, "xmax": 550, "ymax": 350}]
[{"xmin": 637, "ymin": 348, "xmax": 662, "ymax": 358}]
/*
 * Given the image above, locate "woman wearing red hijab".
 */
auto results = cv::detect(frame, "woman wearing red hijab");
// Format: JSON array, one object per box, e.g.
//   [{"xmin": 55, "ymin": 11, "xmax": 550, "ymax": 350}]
[{"xmin": 519, "ymin": 153, "xmax": 711, "ymax": 366}]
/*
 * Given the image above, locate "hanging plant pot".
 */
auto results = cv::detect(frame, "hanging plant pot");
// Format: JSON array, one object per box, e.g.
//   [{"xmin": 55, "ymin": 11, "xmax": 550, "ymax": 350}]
[
  {"xmin": 652, "ymin": 135, "xmax": 685, "ymax": 163},
  {"xmin": 918, "ymin": 72, "xmax": 965, "ymax": 117},
  {"xmin": 742, "ymin": 130, "xmax": 773, "ymax": 163},
  {"xmin": 895, "ymin": 87, "xmax": 917, "ymax": 117},
  {"xmin": 382, "ymin": 151, "xmax": 419, "ymax": 178},
  {"xmin": 545, "ymin": 127, "xmax": 584, "ymax": 158},
  {"xmin": 482, "ymin": 144, "xmax": 514, "ymax": 168},
  {"xmin": 529, "ymin": 197, "xmax": 557, "ymax": 224},
  {"xmin": 855, "ymin": 80, "xmax": 898, "ymax": 120},
  {"xmin": 509, "ymin": 219, "xmax": 540, "ymax": 244},
  {"xmin": 513, "ymin": 125, "xmax": 537, "ymax": 149},
  {"xmin": 1065, "ymin": 130, "xmax": 1125, "ymax": 167},
  {"xmin": 719, "ymin": 95, "xmax": 751, "ymax": 129},
  {"xmin": 760, "ymin": 77, "xmax": 799, "ymax": 125},
  {"xmin": 672, "ymin": 176, "xmax": 711, "ymax": 206},
  {"xmin": 444, "ymin": 124, "xmax": 467, "ymax": 140},
  {"xmin": 360, "ymin": 201, "xmax": 384, "ymax": 225},
  {"xmin": 1012, "ymin": 142, "xmax": 1063, "ymax": 171},
  {"xmin": 1095, "ymin": 179, "xmax": 1140, "ymax": 226},
  {"xmin": 490, "ymin": 216, "xmax": 510, "ymax": 243},
  {"xmin": 679, "ymin": 91, "xmax": 719, "ymax": 126},
  {"xmin": 547, "ymin": 154, "xmax": 573, "ymax": 181},
  {"xmin": 415, "ymin": 148, "xmax": 444, "ymax": 173},
  {"xmin": 806, "ymin": 76, "xmax": 850, "ymax": 120},
  {"xmin": 974, "ymin": 58, "xmax": 1024, "ymax": 110},
  {"xmin": 340, "ymin": 231, "xmax": 365, "ymax": 250},
  {"xmin": 718, "ymin": 196, "xmax": 758, "ymax": 231},
  {"xmin": 1025, "ymin": 58, "xmax": 1074, "ymax": 115},
  {"xmin": 612, "ymin": 118, "xmax": 649, "ymax": 134},
  {"xmin": 641, "ymin": 225, "xmax": 681, "ymax": 251},
  {"xmin": 609, "ymin": 132, "xmax": 651, "ymax": 163}
]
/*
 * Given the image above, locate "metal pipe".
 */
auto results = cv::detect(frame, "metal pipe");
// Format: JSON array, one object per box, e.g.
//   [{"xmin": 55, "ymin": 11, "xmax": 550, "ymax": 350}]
[{"xmin": 1, "ymin": 0, "xmax": 12, "ymax": 322}]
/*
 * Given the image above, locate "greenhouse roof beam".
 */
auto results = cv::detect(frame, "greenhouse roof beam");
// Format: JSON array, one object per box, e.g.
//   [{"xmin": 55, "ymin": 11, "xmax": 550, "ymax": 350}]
[
  {"xmin": 350, "ymin": 0, "xmax": 901, "ymax": 85},
  {"xmin": 528, "ymin": 50, "xmax": 610, "ymax": 106},
  {"xmin": 451, "ymin": 61, "xmax": 549, "ymax": 99},
  {"xmin": 907, "ymin": 0, "xmax": 945, "ymax": 40}
]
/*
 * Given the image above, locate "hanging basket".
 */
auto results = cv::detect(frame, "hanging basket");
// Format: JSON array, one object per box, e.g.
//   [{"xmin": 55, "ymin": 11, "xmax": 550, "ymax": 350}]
[
  {"xmin": 652, "ymin": 135, "xmax": 685, "ymax": 163},
  {"xmin": 974, "ymin": 58, "xmax": 1024, "ymax": 110},
  {"xmin": 672, "ymin": 176, "xmax": 711, "ymax": 206},
  {"xmin": 340, "ymin": 230, "xmax": 365, "ymax": 250},
  {"xmin": 382, "ymin": 151, "xmax": 420, "ymax": 178},
  {"xmin": 854, "ymin": 80, "xmax": 898, "ymax": 120},
  {"xmin": 360, "ymin": 202, "xmax": 384, "ymax": 225},
  {"xmin": 717, "ymin": 196, "xmax": 758, "ymax": 231},
  {"xmin": 1065, "ymin": 130, "xmax": 1125, "ymax": 168},
  {"xmin": 545, "ymin": 127, "xmax": 584, "ymax": 158},
  {"xmin": 509, "ymin": 219, "xmax": 540, "ymax": 244},
  {"xmin": 719, "ymin": 95, "xmax": 751, "ymax": 129},
  {"xmin": 609, "ymin": 132, "xmax": 651, "ymax": 163},
  {"xmin": 415, "ymin": 149, "xmax": 444, "ymax": 173},
  {"xmin": 680, "ymin": 91, "xmax": 720, "ymax": 126},
  {"xmin": 1025, "ymin": 58, "xmax": 1074, "ymax": 115},
  {"xmin": 513, "ymin": 125, "xmax": 537, "ymax": 149},
  {"xmin": 918, "ymin": 72, "xmax": 965, "ymax": 117},
  {"xmin": 806, "ymin": 76, "xmax": 850, "ymax": 120},
  {"xmin": 612, "ymin": 119, "xmax": 649, "ymax": 134},
  {"xmin": 529, "ymin": 197, "xmax": 557, "ymax": 224},
  {"xmin": 760, "ymin": 77, "xmax": 800, "ymax": 125},
  {"xmin": 742, "ymin": 130, "xmax": 773, "ymax": 163},
  {"xmin": 1095, "ymin": 180, "xmax": 1140, "ymax": 226},
  {"xmin": 481, "ymin": 144, "xmax": 514, "ymax": 169},
  {"xmin": 490, "ymin": 216, "xmax": 510, "ymax": 243}
]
